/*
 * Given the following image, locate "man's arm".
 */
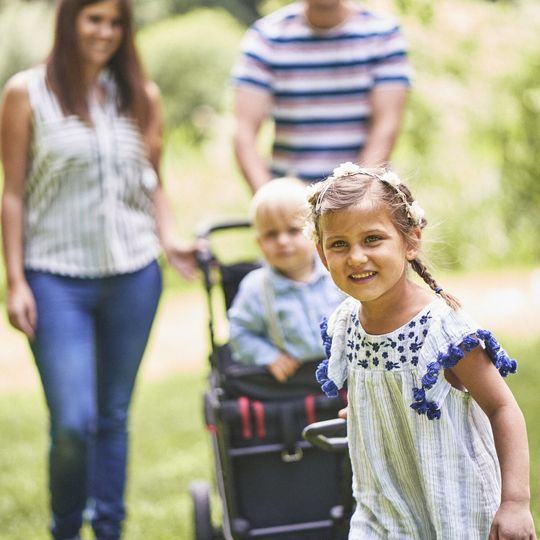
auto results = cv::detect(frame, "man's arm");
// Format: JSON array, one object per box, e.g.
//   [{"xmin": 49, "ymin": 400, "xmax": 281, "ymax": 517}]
[
  {"xmin": 358, "ymin": 85, "xmax": 408, "ymax": 167},
  {"xmin": 233, "ymin": 86, "xmax": 273, "ymax": 193}
]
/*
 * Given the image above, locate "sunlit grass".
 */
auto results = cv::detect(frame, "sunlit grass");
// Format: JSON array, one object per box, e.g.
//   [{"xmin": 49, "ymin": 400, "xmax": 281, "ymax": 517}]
[{"xmin": 0, "ymin": 372, "xmax": 212, "ymax": 539}]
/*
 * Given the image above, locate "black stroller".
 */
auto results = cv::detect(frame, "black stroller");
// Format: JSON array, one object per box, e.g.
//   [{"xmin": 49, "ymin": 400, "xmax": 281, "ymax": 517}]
[{"xmin": 189, "ymin": 220, "xmax": 352, "ymax": 540}]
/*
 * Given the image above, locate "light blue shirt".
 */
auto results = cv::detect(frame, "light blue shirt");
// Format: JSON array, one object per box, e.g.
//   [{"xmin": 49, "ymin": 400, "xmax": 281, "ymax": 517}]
[{"xmin": 228, "ymin": 256, "xmax": 345, "ymax": 365}]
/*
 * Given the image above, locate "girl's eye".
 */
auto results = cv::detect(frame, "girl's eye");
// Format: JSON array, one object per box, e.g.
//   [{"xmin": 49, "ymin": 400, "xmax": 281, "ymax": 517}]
[
  {"xmin": 288, "ymin": 227, "xmax": 302, "ymax": 236},
  {"xmin": 365, "ymin": 235, "xmax": 382, "ymax": 244},
  {"xmin": 330, "ymin": 240, "xmax": 347, "ymax": 249}
]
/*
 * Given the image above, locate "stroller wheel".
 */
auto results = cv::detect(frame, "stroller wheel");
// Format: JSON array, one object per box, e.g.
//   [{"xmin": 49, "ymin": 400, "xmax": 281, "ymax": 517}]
[{"xmin": 189, "ymin": 480, "xmax": 214, "ymax": 540}]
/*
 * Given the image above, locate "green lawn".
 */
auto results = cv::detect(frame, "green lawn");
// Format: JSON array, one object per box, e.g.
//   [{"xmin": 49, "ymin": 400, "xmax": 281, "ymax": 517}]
[
  {"xmin": 0, "ymin": 371, "xmax": 212, "ymax": 539},
  {"xmin": 0, "ymin": 339, "xmax": 539, "ymax": 539}
]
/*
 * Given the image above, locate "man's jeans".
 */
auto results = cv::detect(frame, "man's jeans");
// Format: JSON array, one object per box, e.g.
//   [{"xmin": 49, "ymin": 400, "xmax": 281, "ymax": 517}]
[{"xmin": 26, "ymin": 261, "xmax": 162, "ymax": 539}]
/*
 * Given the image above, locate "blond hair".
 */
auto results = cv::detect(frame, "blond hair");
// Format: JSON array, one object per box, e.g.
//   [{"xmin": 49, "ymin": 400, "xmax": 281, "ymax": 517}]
[{"xmin": 250, "ymin": 177, "xmax": 309, "ymax": 230}]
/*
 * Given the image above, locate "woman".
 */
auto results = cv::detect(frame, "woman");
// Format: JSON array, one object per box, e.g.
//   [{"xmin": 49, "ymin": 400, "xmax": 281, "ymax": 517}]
[{"xmin": 0, "ymin": 1, "xmax": 197, "ymax": 538}]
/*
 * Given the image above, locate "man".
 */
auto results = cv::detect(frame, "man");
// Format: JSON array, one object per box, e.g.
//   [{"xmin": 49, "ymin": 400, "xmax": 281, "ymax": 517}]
[{"xmin": 232, "ymin": 0, "xmax": 411, "ymax": 192}]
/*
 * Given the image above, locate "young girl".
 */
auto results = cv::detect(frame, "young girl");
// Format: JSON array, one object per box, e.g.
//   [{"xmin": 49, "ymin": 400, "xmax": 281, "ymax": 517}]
[{"xmin": 306, "ymin": 162, "xmax": 536, "ymax": 539}]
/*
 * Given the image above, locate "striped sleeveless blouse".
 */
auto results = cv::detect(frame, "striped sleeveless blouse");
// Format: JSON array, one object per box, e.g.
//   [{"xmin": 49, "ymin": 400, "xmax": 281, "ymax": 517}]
[{"xmin": 24, "ymin": 65, "xmax": 161, "ymax": 277}]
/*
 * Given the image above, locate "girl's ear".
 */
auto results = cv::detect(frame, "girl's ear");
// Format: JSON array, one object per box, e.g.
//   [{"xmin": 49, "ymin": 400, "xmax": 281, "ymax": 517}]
[
  {"xmin": 406, "ymin": 228, "xmax": 422, "ymax": 261},
  {"xmin": 316, "ymin": 243, "xmax": 329, "ymax": 270}
]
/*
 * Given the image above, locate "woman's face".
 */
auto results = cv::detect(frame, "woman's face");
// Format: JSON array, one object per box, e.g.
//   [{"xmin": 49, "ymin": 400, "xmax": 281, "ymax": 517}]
[{"xmin": 76, "ymin": 0, "xmax": 123, "ymax": 71}]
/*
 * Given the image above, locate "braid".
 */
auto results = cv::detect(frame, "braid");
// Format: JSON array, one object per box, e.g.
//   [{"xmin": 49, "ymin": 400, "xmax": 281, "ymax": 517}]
[{"xmin": 410, "ymin": 258, "xmax": 461, "ymax": 310}]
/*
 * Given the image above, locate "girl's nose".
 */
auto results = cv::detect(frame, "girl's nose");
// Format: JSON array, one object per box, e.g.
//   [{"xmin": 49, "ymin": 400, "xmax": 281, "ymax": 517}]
[{"xmin": 348, "ymin": 244, "xmax": 368, "ymax": 264}]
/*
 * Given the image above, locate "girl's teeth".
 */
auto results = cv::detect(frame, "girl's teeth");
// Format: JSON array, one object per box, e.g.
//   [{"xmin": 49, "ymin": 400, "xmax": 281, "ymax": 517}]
[{"xmin": 351, "ymin": 271, "xmax": 374, "ymax": 279}]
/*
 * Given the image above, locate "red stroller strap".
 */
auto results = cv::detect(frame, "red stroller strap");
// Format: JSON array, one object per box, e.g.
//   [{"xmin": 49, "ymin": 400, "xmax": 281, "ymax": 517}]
[
  {"xmin": 304, "ymin": 394, "xmax": 316, "ymax": 425},
  {"xmin": 251, "ymin": 400, "xmax": 266, "ymax": 439},
  {"xmin": 238, "ymin": 397, "xmax": 253, "ymax": 439}
]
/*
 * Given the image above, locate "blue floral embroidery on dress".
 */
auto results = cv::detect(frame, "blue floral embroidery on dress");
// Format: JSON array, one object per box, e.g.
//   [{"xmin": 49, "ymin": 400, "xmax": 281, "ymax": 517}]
[
  {"xmin": 385, "ymin": 361, "xmax": 400, "ymax": 370},
  {"xmin": 345, "ymin": 311, "xmax": 432, "ymax": 371},
  {"xmin": 317, "ymin": 318, "xmax": 339, "ymax": 398},
  {"xmin": 317, "ymin": 310, "xmax": 436, "ymax": 398},
  {"xmin": 411, "ymin": 330, "xmax": 517, "ymax": 420}
]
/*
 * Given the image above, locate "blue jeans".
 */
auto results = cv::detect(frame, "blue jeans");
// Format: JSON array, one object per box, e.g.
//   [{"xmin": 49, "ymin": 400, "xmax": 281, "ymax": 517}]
[{"xmin": 26, "ymin": 261, "xmax": 162, "ymax": 540}]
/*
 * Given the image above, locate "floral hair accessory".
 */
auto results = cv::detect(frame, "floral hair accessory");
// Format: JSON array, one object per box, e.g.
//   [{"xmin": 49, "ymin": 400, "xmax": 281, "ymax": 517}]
[
  {"xmin": 332, "ymin": 161, "xmax": 362, "ymax": 178},
  {"xmin": 380, "ymin": 170, "xmax": 401, "ymax": 189},
  {"xmin": 408, "ymin": 201, "xmax": 425, "ymax": 225}
]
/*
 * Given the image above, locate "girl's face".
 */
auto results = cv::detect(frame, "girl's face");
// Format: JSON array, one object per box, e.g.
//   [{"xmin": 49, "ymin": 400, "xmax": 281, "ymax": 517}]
[
  {"xmin": 76, "ymin": 0, "xmax": 123, "ymax": 71},
  {"xmin": 316, "ymin": 201, "xmax": 419, "ymax": 305},
  {"xmin": 256, "ymin": 209, "xmax": 315, "ymax": 280}
]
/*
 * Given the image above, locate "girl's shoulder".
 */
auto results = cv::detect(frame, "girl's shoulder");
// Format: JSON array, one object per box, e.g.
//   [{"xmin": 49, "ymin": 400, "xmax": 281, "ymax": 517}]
[
  {"xmin": 326, "ymin": 296, "xmax": 359, "ymax": 336},
  {"xmin": 426, "ymin": 299, "xmax": 479, "ymax": 347}
]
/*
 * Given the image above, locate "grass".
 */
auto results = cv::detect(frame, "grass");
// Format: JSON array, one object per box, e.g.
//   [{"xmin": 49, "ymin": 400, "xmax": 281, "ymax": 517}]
[
  {"xmin": 0, "ymin": 339, "xmax": 539, "ymax": 539},
  {"xmin": 0, "ymin": 371, "xmax": 212, "ymax": 540}
]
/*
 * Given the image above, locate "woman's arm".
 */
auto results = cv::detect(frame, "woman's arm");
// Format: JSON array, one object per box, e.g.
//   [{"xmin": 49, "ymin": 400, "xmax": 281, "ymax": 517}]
[
  {"xmin": 1, "ymin": 74, "xmax": 37, "ymax": 338},
  {"xmin": 450, "ymin": 346, "xmax": 536, "ymax": 539},
  {"xmin": 143, "ymin": 80, "xmax": 197, "ymax": 280}
]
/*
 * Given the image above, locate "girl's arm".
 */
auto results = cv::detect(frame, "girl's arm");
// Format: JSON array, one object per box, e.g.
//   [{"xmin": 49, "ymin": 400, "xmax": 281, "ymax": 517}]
[
  {"xmin": 450, "ymin": 346, "xmax": 536, "ymax": 539},
  {"xmin": 143, "ymin": 80, "xmax": 198, "ymax": 280},
  {"xmin": 1, "ymin": 74, "xmax": 37, "ymax": 338}
]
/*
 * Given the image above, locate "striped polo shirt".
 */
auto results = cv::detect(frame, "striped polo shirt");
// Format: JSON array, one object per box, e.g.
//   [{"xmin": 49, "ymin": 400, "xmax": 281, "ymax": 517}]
[
  {"xmin": 23, "ymin": 66, "xmax": 161, "ymax": 277},
  {"xmin": 232, "ymin": 2, "xmax": 411, "ymax": 182}
]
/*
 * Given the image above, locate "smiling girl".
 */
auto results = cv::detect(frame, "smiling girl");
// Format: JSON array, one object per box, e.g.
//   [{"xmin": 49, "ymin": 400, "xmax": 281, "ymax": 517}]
[
  {"xmin": 307, "ymin": 163, "xmax": 536, "ymax": 539},
  {"xmin": 0, "ymin": 1, "xmax": 197, "ymax": 538}
]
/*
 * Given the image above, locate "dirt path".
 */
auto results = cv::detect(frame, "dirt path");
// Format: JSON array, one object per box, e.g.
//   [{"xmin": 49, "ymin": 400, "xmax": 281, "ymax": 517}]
[{"xmin": 1, "ymin": 269, "xmax": 539, "ymax": 394}]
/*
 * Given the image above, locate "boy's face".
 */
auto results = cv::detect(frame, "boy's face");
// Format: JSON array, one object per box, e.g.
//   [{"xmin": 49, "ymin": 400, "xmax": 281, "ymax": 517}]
[{"xmin": 256, "ymin": 210, "xmax": 315, "ymax": 279}]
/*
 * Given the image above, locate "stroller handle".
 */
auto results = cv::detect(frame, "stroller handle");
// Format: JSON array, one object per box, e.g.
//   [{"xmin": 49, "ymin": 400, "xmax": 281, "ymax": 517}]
[
  {"xmin": 195, "ymin": 219, "xmax": 253, "ymax": 269},
  {"xmin": 302, "ymin": 418, "xmax": 348, "ymax": 452},
  {"xmin": 196, "ymin": 219, "xmax": 252, "ymax": 241}
]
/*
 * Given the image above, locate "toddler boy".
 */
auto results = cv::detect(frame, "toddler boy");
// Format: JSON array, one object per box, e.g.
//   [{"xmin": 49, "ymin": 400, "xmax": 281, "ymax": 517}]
[{"xmin": 228, "ymin": 178, "xmax": 344, "ymax": 382}]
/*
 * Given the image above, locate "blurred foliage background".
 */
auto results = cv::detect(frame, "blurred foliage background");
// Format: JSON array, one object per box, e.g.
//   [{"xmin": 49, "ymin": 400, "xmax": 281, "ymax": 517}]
[
  {"xmin": 1, "ymin": 1, "xmax": 539, "ymax": 538},
  {"xmin": 0, "ymin": 0, "xmax": 539, "ymax": 280}
]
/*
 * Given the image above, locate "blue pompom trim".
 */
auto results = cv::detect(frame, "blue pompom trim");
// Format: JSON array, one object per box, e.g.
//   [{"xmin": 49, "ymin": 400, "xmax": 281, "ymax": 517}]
[
  {"xmin": 316, "ymin": 318, "xmax": 339, "ymax": 398},
  {"xmin": 411, "ymin": 330, "xmax": 517, "ymax": 420}
]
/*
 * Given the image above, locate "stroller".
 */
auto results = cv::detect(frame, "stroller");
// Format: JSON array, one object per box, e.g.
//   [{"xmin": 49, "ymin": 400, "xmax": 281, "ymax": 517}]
[{"xmin": 189, "ymin": 220, "xmax": 352, "ymax": 540}]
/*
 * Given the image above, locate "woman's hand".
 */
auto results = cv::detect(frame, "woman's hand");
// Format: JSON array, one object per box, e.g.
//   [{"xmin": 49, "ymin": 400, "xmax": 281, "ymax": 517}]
[
  {"xmin": 163, "ymin": 240, "xmax": 200, "ymax": 280},
  {"xmin": 489, "ymin": 500, "xmax": 536, "ymax": 539},
  {"xmin": 6, "ymin": 280, "xmax": 37, "ymax": 339}
]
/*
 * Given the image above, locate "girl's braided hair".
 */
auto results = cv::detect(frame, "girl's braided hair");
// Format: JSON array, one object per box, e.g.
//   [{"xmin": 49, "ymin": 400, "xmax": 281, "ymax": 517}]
[{"xmin": 306, "ymin": 163, "xmax": 461, "ymax": 310}]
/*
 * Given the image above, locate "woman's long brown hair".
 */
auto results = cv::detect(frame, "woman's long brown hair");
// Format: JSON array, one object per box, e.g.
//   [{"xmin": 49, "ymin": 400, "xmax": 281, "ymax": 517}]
[{"xmin": 45, "ymin": 0, "xmax": 150, "ymax": 129}]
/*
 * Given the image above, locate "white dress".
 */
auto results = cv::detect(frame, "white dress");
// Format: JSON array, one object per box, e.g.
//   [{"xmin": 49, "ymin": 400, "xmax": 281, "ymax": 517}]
[{"xmin": 317, "ymin": 297, "xmax": 517, "ymax": 539}]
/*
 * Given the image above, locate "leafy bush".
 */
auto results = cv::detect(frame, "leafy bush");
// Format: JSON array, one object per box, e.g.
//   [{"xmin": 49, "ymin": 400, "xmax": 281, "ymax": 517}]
[
  {"xmin": 392, "ymin": 0, "xmax": 540, "ymax": 270},
  {"xmin": 137, "ymin": 9, "xmax": 243, "ymax": 141},
  {"xmin": 0, "ymin": 1, "xmax": 53, "ymax": 89},
  {"xmin": 493, "ymin": 47, "xmax": 540, "ymax": 264}
]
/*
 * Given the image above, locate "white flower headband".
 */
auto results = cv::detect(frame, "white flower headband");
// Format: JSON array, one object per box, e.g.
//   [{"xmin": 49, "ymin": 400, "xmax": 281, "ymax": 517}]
[{"xmin": 311, "ymin": 162, "xmax": 425, "ymax": 226}]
